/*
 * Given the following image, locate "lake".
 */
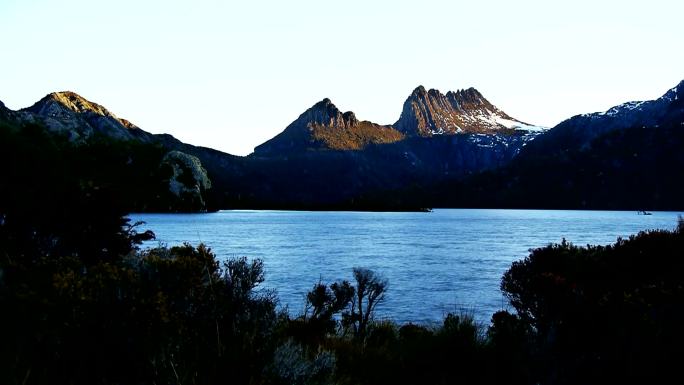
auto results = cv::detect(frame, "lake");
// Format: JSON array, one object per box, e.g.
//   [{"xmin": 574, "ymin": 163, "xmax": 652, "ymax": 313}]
[{"xmin": 129, "ymin": 209, "xmax": 682, "ymax": 325}]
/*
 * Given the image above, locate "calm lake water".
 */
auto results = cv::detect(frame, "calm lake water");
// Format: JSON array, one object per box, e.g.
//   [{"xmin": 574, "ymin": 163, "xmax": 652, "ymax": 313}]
[{"xmin": 129, "ymin": 209, "xmax": 682, "ymax": 325}]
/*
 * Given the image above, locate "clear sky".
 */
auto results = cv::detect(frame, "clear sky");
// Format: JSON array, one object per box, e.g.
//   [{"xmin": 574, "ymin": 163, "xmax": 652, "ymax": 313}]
[{"xmin": 1, "ymin": 0, "xmax": 682, "ymax": 155}]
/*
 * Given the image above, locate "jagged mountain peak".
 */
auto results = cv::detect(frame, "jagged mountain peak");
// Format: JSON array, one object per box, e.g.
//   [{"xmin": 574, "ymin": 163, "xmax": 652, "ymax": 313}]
[
  {"xmin": 445, "ymin": 88, "xmax": 495, "ymax": 115},
  {"xmin": 411, "ymin": 85, "xmax": 427, "ymax": 95},
  {"xmin": 395, "ymin": 85, "xmax": 544, "ymax": 136},
  {"xmin": 312, "ymin": 97, "xmax": 334, "ymax": 109},
  {"xmin": 448, "ymin": 87, "xmax": 486, "ymax": 103},
  {"xmin": 408, "ymin": 86, "xmax": 450, "ymax": 99},
  {"xmin": 408, "ymin": 86, "xmax": 485, "ymax": 101},
  {"xmin": 298, "ymin": 98, "xmax": 358, "ymax": 129},
  {"xmin": 308, "ymin": 98, "xmax": 342, "ymax": 117}
]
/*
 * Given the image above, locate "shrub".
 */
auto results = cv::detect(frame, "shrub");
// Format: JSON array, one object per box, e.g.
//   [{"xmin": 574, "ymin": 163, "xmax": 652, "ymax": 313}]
[{"xmin": 501, "ymin": 226, "xmax": 684, "ymax": 384}]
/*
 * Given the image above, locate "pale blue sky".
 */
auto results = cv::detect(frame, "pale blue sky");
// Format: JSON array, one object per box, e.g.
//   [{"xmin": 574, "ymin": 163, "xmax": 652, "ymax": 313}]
[{"xmin": 1, "ymin": 0, "xmax": 682, "ymax": 155}]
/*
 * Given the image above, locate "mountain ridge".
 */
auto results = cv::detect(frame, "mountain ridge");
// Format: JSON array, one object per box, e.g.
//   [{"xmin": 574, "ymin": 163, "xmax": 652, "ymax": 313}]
[
  {"xmin": 255, "ymin": 86, "xmax": 544, "ymax": 155},
  {"xmin": 18, "ymin": 91, "xmax": 154, "ymax": 143},
  {"xmin": 433, "ymin": 78, "xmax": 684, "ymax": 210},
  {"xmin": 253, "ymin": 98, "xmax": 405, "ymax": 155},
  {"xmin": 394, "ymin": 86, "xmax": 544, "ymax": 137},
  {"xmin": 3, "ymin": 79, "xmax": 683, "ymax": 211},
  {"xmin": 523, "ymin": 80, "xmax": 684, "ymax": 154}
]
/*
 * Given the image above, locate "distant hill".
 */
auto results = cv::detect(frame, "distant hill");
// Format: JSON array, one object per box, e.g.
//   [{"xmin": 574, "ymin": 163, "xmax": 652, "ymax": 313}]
[
  {"xmin": 433, "ymin": 80, "xmax": 684, "ymax": 210},
  {"xmin": 3, "ymin": 80, "xmax": 681, "ymax": 211},
  {"xmin": 1, "ymin": 92, "xmax": 216, "ymax": 212},
  {"xmin": 19, "ymin": 91, "xmax": 155, "ymax": 143},
  {"xmin": 523, "ymin": 80, "xmax": 683, "ymax": 154}
]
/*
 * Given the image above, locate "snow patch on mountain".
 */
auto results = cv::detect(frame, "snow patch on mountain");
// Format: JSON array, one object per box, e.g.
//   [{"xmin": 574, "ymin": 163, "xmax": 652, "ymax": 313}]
[{"xmin": 595, "ymin": 100, "xmax": 647, "ymax": 117}]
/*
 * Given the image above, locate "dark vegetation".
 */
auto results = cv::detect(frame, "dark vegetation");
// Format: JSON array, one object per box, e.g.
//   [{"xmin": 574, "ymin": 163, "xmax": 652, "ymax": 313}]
[
  {"xmin": 4, "ymin": 192, "xmax": 683, "ymax": 385},
  {"xmin": 215, "ymin": 119, "xmax": 684, "ymax": 211},
  {"xmin": 7, "ymin": 90, "xmax": 683, "ymax": 212},
  {"xmin": 220, "ymin": 133, "xmax": 526, "ymax": 211},
  {"xmin": 3, "ymin": 110, "xmax": 684, "ymax": 384},
  {"xmin": 0, "ymin": 119, "xmax": 216, "ymax": 213},
  {"xmin": 433, "ymin": 121, "xmax": 684, "ymax": 210}
]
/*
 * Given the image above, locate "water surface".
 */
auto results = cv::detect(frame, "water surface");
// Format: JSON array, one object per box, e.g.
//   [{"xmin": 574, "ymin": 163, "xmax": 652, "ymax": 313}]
[{"xmin": 130, "ymin": 209, "xmax": 681, "ymax": 324}]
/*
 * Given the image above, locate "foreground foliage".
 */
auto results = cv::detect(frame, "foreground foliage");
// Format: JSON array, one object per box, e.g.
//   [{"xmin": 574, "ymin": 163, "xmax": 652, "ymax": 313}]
[
  {"xmin": 1, "ymin": 240, "xmax": 279, "ymax": 384},
  {"xmin": 2, "ymin": 124, "xmax": 683, "ymax": 384},
  {"xmin": 4, "ymin": 220, "xmax": 682, "ymax": 384},
  {"xmin": 502, "ymin": 219, "xmax": 684, "ymax": 385}
]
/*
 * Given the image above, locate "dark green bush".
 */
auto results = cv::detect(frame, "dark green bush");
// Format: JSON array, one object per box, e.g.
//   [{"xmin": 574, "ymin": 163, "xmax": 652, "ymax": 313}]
[
  {"xmin": 502, "ymin": 225, "xmax": 684, "ymax": 384},
  {"xmin": 0, "ymin": 240, "xmax": 278, "ymax": 385}
]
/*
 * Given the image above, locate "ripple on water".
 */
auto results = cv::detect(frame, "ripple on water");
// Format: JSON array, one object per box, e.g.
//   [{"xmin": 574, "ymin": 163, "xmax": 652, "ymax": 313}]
[{"xmin": 131, "ymin": 209, "xmax": 682, "ymax": 324}]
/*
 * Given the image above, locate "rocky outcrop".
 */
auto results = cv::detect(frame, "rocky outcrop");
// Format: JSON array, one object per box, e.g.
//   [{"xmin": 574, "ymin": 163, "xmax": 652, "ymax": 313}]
[
  {"xmin": 394, "ymin": 86, "xmax": 544, "ymax": 136},
  {"xmin": 161, "ymin": 151, "xmax": 213, "ymax": 212},
  {"xmin": 18, "ymin": 91, "xmax": 154, "ymax": 143},
  {"xmin": 299, "ymin": 98, "xmax": 359, "ymax": 129},
  {"xmin": 253, "ymin": 98, "xmax": 404, "ymax": 155}
]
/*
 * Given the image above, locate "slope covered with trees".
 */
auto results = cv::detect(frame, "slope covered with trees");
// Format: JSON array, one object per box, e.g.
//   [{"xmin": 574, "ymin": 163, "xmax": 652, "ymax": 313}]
[
  {"xmin": 0, "ymin": 116, "xmax": 216, "ymax": 213},
  {"xmin": 2, "ymin": 134, "xmax": 683, "ymax": 384}
]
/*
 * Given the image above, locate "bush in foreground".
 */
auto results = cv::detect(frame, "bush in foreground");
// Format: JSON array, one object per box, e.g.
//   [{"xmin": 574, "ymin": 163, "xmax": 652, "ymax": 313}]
[
  {"xmin": 0, "ymin": 240, "xmax": 279, "ymax": 385},
  {"xmin": 3, "ymin": 180, "xmax": 684, "ymax": 385},
  {"xmin": 502, "ymin": 219, "xmax": 684, "ymax": 385}
]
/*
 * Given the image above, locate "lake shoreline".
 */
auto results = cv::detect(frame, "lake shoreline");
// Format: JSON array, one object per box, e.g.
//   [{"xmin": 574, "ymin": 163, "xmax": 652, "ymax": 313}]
[{"xmin": 130, "ymin": 209, "xmax": 682, "ymax": 324}]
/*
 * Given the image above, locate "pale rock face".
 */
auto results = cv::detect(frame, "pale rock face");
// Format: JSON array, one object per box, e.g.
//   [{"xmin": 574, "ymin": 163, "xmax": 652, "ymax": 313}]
[{"xmin": 162, "ymin": 151, "xmax": 212, "ymax": 210}]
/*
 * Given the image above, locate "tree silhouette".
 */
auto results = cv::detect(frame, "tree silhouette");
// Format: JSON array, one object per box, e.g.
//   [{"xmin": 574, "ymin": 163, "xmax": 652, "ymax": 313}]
[{"xmin": 350, "ymin": 267, "xmax": 388, "ymax": 339}]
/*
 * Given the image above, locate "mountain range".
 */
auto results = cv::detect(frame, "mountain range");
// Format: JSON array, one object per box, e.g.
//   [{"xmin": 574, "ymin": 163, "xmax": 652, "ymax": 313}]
[
  {"xmin": 1, "ymin": 79, "xmax": 682, "ymax": 211},
  {"xmin": 434, "ymin": 79, "xmax": 684, "ymax": 210}
]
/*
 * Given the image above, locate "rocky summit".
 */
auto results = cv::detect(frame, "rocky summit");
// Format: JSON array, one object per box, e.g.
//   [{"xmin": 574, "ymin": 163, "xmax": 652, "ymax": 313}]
[
  {"xmin": 253, "ymin": 98, "xmax": 404, "ymax": 155},
  {"xmin": 394, "ymin": 86, "xmax": 544, "ymax": 136},
  {"xmin": 254, "ymin": 86, "xmax": 548, "ymax": 156},
  {"xmin": 19, "ymin": 91, "xmax": 154, "ymax": 143}
]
